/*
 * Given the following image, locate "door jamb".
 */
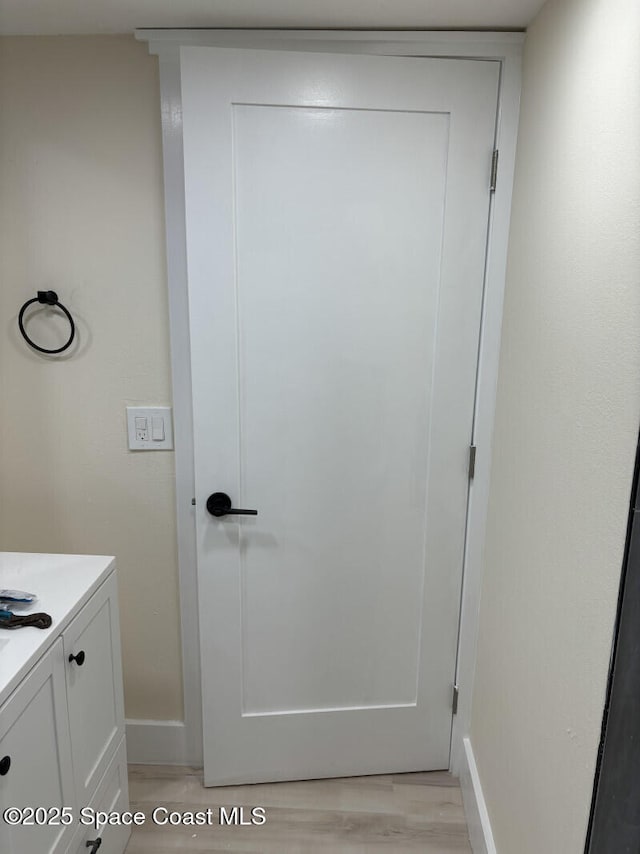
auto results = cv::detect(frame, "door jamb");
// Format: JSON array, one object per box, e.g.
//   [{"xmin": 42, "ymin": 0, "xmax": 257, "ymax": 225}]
[{"xmin": 136, "ymin": 28, "xmax": 524, "ymax": 771}]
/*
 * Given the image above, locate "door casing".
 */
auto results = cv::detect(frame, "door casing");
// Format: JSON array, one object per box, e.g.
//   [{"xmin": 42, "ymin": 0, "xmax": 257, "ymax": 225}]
[{"xmin": 135, "ymin": 28, "xmax": 524, "ymax": 775}]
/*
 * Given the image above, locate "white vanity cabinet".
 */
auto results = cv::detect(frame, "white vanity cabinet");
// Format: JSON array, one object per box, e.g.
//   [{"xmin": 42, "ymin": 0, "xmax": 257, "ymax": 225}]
[
  {"xmin": 64, "ymin": 574, "xmax": 125, "ymax": 810},
  {"xmin": 0, "ymin": 554, "xmax": 129, "ymax": 854},
  {"xmin": 0, "ymin": 640, "xmax": 76, "ymax": 854},
  {"xmin": 66, "ymin": 739, "xmax": 130, "ymax": 854}
]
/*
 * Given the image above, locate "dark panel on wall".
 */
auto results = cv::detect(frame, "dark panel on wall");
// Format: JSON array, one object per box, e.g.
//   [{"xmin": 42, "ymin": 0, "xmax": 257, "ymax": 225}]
[{"xmin": 587, "ymin": 438, "xmax": 640, "ymax": 852}]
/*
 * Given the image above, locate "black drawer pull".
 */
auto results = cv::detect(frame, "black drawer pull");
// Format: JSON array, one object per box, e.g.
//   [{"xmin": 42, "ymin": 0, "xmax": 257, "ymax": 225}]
[
  {"xmin": 86, "ymin": 838, "xmax": 102, "ymax": 853},
  {"xmin": 0, "ymin": 756, "xmax": 10, "ymax": 776},
  {"xmin": 69, "ymin": 650, "xmax": 86, "ymax": 666}
]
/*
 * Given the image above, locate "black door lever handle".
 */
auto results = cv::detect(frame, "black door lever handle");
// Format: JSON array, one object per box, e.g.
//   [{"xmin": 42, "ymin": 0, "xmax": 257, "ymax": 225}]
[{"xmin": 206, "ymin": 492, "xmax": 258, "ymax": 518}]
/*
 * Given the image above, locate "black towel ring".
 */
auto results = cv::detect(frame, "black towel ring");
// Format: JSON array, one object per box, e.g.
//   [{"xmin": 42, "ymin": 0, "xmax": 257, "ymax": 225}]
[{"xmin": 18, "ymin": 290, "xmax": 75, "ymax": 355}]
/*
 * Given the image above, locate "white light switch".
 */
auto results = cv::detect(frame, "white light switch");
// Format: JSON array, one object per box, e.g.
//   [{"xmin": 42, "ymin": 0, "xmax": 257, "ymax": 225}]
[
  {"xmin": 151, "ymin": 416, "xmax": 164, "ymax": 441},
  {"xmin": 127, "ymin": 407, "xmax": 173, "ymax": 450}
]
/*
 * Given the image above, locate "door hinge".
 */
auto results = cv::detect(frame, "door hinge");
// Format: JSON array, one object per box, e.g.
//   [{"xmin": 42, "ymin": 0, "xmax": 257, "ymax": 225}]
[
  {"xmin": 452, "ymin": 684, "xmax": 459, "ymax": 715},
  {"xmin": 490, "ymin": 149, "xmax": 499, "ymax": 192},
  {"xmin": 468, "ymin": 444, "xmax": 477, "ymax": 479}
]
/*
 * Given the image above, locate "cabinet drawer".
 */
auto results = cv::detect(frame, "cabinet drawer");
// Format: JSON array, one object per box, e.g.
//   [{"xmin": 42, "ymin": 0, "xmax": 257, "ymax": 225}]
[
  {"xmin": 63, "ymin": 574, "xmax": 125, "ymax": 808},
  {"xmin": 0, "ymin": 640, "xmax": 76, "ymax": 854},
  {"xmin": 66, "ymin": 737, "xmax": 130, "ymax": 854}
]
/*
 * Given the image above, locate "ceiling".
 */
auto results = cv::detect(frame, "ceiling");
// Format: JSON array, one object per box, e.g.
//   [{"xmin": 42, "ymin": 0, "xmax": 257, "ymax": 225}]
[{"xmin": 0, "ymin": 0, "xmax": 544, "ymax": 36}]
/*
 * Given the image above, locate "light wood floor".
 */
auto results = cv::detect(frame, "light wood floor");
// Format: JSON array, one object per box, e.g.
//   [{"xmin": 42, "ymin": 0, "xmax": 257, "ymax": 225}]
[{"xmin": 125, "ymin": 765, "xmax": 472, "ymax": 853}]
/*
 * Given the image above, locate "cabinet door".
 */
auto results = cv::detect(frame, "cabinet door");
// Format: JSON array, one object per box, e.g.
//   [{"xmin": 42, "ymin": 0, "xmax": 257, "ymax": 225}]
[
  {"xmin": 0, "ymin": 639, "xmax": 76, "ymax": 854},
  {"xmin": 63, "ymin": 574, "xmax": 125, "ymax": 808}
]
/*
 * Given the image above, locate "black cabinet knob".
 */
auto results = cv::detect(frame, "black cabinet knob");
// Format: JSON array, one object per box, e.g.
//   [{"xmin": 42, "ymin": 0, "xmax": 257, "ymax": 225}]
[
  {"xmin": 69, "ymin": 650, "xmax": 86, "ymax": 666},
  {"xmin": 86, "ymin": 839, "xmax": 102, "ymax": 853},
  {"xmin": 0, "ymin": 756, "xmax": 10, "ymax": 776},
  {"xmin": 206, "ymin": 492, "xmax": 258, "ymax": 518}
]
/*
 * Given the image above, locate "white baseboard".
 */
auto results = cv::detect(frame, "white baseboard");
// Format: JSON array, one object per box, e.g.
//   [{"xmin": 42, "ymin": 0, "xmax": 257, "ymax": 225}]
[
  {"xmin": 126, "ymin": 719, "xmax": 196, "ymax": 766},
  {"xmin": 459, "ymin": 737, "xmax": 497, "ymax": 854}
]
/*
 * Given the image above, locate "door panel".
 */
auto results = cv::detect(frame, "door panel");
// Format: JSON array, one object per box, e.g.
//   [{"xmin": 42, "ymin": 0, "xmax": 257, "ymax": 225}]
[
  {"xmin": 235, "ymin": 104, "xmax": 447, "ymax": 715},
  {"xmin": 181, "ymin": 46, "xmax": 499, "ymax": 785}
]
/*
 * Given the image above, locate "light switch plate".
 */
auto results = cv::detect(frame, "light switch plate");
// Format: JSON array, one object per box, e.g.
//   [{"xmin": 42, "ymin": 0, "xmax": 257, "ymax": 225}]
[{"xmin": 126, "ymin": 407, "xmax": 174, "ymax": 450}]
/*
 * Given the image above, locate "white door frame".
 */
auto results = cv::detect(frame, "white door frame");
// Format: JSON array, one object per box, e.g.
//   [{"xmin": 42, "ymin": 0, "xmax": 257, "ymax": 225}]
[{"xmin": 136, "ymin": 28, "xmax": 524, "ymax": 773}]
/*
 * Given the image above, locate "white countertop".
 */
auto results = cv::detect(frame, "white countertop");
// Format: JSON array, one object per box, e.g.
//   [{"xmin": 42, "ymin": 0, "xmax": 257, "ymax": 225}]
[{"xmin": 0, "ymin": 552, "xmax": 116, "ymax": 707}]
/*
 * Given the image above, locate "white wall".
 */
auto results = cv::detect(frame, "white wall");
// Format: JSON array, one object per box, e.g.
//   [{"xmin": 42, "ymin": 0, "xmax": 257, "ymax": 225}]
[
  {"xmin": 470, "ymin": 0, "xmax": 640, "ymax": 851},
  {"xmin": 0, "ymin": 36, "xmax": 183, "ymax": 721}
]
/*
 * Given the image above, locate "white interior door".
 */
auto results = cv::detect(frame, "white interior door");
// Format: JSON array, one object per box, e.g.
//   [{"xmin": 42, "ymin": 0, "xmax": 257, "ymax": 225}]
[{"xmin": 181, "ymin": 46, "xmax": 499, "ymax": 786}]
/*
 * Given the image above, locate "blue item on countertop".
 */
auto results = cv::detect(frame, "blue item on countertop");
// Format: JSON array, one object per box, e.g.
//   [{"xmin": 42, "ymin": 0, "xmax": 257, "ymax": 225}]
[{"xmin": 0, "ymin": 589, "xmax": 37, "ymax": 603}]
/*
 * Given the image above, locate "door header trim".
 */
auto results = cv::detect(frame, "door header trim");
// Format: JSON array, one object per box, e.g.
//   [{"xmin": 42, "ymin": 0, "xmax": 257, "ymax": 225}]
[{"xmin": 137, "ymin": 28, "xmax": 525, "ymax": 61}]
